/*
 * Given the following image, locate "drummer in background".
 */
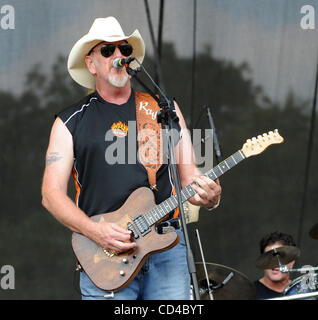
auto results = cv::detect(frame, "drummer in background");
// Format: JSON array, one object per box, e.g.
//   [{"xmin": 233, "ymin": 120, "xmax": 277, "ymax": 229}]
[{"xmin": 254, "ymin": 231, "xmax": 297, "ymax": 299}]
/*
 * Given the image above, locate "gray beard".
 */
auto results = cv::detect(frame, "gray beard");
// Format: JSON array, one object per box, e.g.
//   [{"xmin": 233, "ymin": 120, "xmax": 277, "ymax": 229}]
[{"xmin": 108, "ymin": 73, "xmax": 129, "ymax": 88}]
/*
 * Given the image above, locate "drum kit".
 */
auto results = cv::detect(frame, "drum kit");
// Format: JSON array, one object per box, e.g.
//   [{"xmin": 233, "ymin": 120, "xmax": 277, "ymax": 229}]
[
  {"xmin": 255, "ymin": 245, "xmax": 318, "ymax": 300},
  {"xmin": 194, "ymin": 223, "xmax": 318, "ymax": 300},
  {"xmin": 195, "ymin": 262, "xmax": 256, "ymax": 300},
  {"xmin": 193, "ymin": 228, "xmax": 256, "ymax": 300}
]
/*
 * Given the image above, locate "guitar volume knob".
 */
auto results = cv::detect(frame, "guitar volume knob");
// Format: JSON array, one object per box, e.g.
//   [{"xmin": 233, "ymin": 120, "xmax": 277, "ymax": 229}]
[
  {"xmin": 119, "ymin": 270, "xmax": 125, "ymax": 276},
  {"xmin": 122, "ymin": 258, "xmax": 128, "ymax": 264}
]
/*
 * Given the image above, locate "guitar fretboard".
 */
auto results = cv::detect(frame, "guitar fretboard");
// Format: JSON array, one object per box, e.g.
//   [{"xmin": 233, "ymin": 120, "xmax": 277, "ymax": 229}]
[{"xmin": 143, "ymin": 150, "xmax": 246, "ymax": 226}]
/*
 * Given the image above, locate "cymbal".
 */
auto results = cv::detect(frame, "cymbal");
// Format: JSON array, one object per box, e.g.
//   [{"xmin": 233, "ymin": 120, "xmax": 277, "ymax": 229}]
[
  {"xmin": 255, "ymin": 246, "xmax": 300, "ymax": 270},
  {"xmin": 195, "ymin": 262, "xmax": 256, "ymax": 300},
  {"xmin": 309, "ymin": 223, "xmax": 318, "ymax": 239}
]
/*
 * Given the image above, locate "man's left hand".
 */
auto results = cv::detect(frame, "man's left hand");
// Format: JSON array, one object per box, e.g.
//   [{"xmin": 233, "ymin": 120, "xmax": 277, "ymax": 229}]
[{"xmin": 189, "ymin": 176, "xmax": 221, "ymax": 209}]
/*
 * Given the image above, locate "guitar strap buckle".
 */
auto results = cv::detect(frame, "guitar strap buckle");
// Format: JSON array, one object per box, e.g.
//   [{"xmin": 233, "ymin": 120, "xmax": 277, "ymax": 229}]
[
  {"xmin": 157, "ymin": 218, "xmax": 181, "ymax": 234},
  {"xmin": 150, "ymin": 184, "xmax": 158, "ymax": 191},
  {"xmin": 160, "ymin": 226, "xmax": 176, "ymax": 234}
]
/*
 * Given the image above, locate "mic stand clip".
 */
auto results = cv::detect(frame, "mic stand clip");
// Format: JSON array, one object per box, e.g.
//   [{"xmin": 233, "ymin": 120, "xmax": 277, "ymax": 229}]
[{"xmin": 210, "ymin": 272, "xmax": 234, "ymax": 290}]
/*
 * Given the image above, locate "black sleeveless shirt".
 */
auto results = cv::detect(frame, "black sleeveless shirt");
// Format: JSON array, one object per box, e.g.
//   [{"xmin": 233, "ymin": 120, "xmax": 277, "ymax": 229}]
[{"xmin": 56, "ymin": 90, "xmax": 181, "ymax": 217}]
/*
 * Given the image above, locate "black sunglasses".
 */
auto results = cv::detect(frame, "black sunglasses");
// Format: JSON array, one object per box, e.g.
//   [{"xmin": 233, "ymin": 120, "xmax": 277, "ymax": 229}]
[{"xmin": 88, "ymin": 43, "xmax": 133, "ymax": 58}]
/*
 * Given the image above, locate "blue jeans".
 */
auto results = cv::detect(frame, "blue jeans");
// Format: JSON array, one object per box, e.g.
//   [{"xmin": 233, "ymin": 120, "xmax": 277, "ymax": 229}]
[{"xmin": 80, "ymin": 229, "xmax": 191, "ymax": 300}]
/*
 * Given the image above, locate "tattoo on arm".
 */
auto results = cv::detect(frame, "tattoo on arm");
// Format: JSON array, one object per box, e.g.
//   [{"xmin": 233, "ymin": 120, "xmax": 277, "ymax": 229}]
[{"xmin": 46, "ymin": 152, "xmax": 62, "ymax": 166}]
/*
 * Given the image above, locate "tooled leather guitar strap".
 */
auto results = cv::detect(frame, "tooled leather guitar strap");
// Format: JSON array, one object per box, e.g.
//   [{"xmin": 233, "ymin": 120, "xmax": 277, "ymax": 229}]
[{"xmin": 135, "ymin": 91, "xmax": 163, "ymax": 191}]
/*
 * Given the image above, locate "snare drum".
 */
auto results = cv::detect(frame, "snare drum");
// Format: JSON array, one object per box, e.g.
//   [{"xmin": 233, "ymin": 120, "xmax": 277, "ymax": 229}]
[{"xmin": 284, "ymin": 273, "xmax": 318, "ymax": 299}]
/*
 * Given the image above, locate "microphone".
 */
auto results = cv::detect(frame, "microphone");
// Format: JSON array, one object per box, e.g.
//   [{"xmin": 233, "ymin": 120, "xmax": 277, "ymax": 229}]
[
  {"xmin": 279, "ymin": 265, "xmax": 290, "ymax": 273},
  {"xmin": 113, "ymin": 57, "xmax": 135, "ymax": 69}
]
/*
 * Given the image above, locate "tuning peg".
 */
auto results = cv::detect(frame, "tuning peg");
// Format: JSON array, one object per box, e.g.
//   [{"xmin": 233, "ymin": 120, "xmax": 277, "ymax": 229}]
[
  {"xmin": 257, "ymin": 135, "xmax": 263, "ymax": 140},
  {"xmin": 273, "ymin": 129, "xmax": 279, "ymax": 137}
]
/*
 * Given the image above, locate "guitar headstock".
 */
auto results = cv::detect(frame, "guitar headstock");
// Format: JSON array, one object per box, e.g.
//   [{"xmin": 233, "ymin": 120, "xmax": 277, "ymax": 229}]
[{"xmin": 241, "ymin": 129, "xmax": 284, "ymax": 158}]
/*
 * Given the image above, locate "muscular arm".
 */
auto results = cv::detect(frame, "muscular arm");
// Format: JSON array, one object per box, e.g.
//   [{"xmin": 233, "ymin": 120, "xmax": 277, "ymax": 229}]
[
  {"xmin": 174, "ymin": 103, "xmax": 221, "ymax": 209},
  {"xmin": 41, "ymin": 117, "xmax": 135, "ymax": 252}
]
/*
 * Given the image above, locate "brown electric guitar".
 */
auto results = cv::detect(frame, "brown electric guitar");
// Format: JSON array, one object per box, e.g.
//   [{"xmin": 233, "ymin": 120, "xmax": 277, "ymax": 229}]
[{"xmin": 72, "ymin": 129, "xmax": 284, "ymax": 291}]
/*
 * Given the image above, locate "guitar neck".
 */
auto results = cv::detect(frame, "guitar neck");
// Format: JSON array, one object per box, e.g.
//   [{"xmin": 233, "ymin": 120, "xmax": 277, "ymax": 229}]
[{"xmin": 143, "ymin": 149, "xmax": 246, "ymax": 226}]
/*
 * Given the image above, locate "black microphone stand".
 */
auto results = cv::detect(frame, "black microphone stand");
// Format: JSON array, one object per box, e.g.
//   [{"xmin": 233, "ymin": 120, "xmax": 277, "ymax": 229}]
[
  {"xmin": 204, "ymin": 105, "xmax": 223, "ymax": 164},
  {"xmin": 126, "ymin": 58, "xmax": 201, "ymax": 300}
]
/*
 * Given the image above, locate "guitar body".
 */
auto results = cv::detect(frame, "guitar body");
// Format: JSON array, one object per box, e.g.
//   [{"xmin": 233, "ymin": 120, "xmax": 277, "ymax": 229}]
[{"xmin": 72, "ymin": 187, "xmax": 180, "ymax": 292}]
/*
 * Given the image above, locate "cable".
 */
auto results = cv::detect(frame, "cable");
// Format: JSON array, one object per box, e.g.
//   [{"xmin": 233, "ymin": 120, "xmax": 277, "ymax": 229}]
[
  {"xmin": 143, "ymin": 0, "xmax": 166, "ymax": 92},
  {"xmin": 297, "ymin": 57, "xmax": 318, "ymax": 248},
  {"xmin": 189, "ymin": 0, "xmax": 197, "ymax": 129}
]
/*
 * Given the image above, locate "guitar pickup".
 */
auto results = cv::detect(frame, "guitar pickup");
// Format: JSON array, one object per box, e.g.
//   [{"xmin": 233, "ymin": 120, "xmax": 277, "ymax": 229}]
[
  {"xmin": 127, "ymin": 223, "xmax": 139, "ymax": 239},
  {"xmin": 133, "ymin": 214, "xmax": 151, "ymax": 237}
]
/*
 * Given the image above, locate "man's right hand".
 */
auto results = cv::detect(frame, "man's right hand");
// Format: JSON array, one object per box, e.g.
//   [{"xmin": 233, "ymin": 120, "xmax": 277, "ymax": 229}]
[{"xmin": 92, "ymin": 221, "xmax": 136, "ymax": 253}]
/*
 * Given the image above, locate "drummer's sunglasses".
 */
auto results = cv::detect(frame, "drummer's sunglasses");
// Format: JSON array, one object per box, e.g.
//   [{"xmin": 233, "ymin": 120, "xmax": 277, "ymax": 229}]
[{"xmin": 88, "ymin": 43, "xmax": 133, "ymax": 58}]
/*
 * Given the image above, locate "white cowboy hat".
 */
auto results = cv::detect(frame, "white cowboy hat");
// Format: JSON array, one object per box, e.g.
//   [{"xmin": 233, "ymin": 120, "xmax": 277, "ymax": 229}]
[{"xmin": 67, "ymin": 16, "xmax": 145, "ymax": 89}]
